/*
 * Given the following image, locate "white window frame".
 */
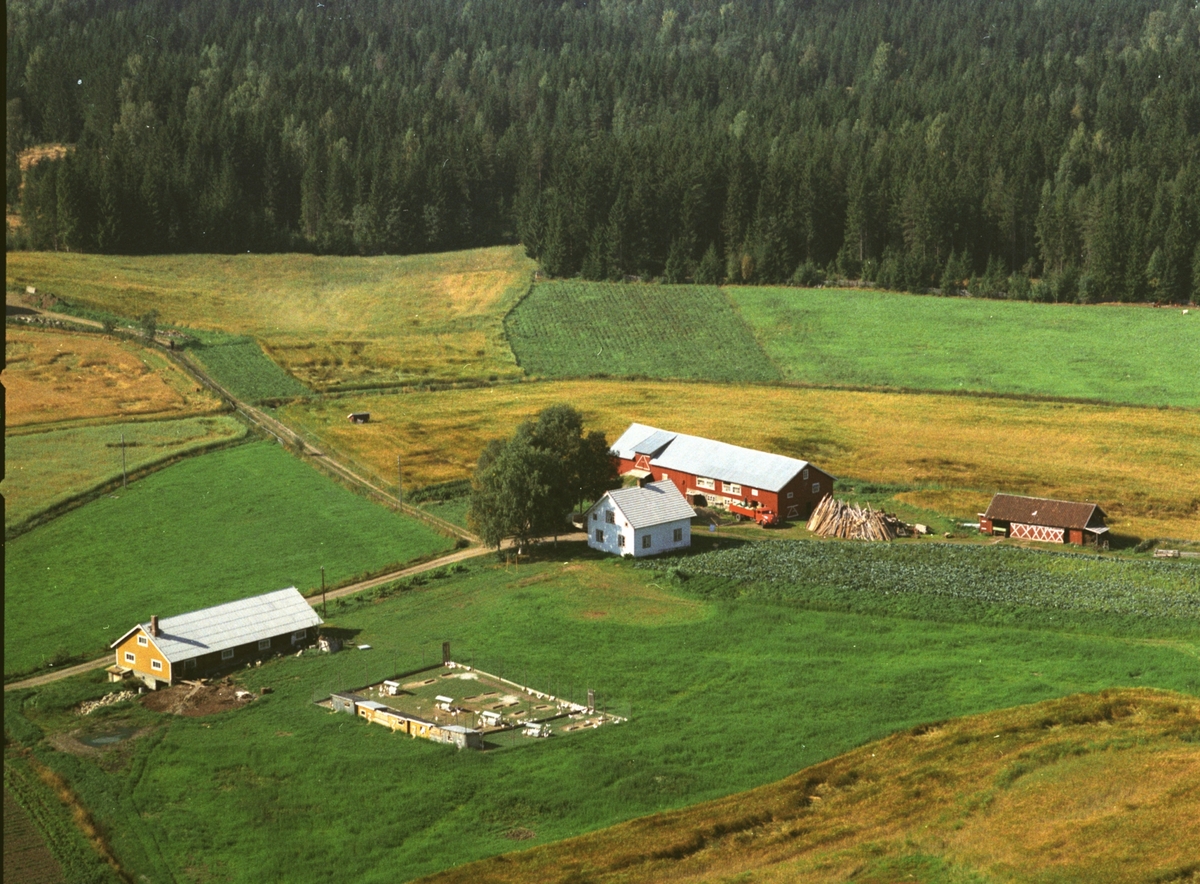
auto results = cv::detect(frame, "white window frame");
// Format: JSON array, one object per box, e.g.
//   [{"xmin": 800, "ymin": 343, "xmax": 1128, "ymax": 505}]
[
  {"xmin": 605, "ymin": 510, "xmax": 616, "ymax": 524},
  {"xmin": 291, "ymin": 629, "xmax": 307, "ymax": 643},
  {"xmin": 660, "ymin": 472, "xmax": 669, "ymax": 480},
  {"xmin": 124, "ymin": 651, "xmax": 136, "ymax": 664},
  {"xmin": 787, "ymin": 492, "xmax": 794, "ymax": 499},
  {"xmin": 803, "ymin": 468, "xmax": 809, "ymax": 480},
  {"xmin": 221, "ymin": 648, "xmax": 235, "ymax": 661},
  {"xmin": 642, "ymin": 534, "xmax": 652, "ymax": 549},
  {"xmin": 618, "ymin": 534, "xmax": 626, "ymax": 548},
  {"xmin": 751, "ymin": 489, "xmax": 758, "ymax": 497},
  {"xmin": 137, "ymin": 635, "xmax": 149, "ymax": 647},
  {"xmin": 812, "ymin": 483, "xmax": 820, "ymax": 493},
  {"xmin": 151, "ymin": 659, "xmax": 163, "ymax": 671},
  {"xmin": 258, "ymin": 638, "xmax": 271, "ymax": 651},
  {"xmin": 723, "ymin": 482, "xmax": 741, "ymax": 495},
  {"xmin": 696, "ymin": 477, "xmax": 715, "ymax": 490}
]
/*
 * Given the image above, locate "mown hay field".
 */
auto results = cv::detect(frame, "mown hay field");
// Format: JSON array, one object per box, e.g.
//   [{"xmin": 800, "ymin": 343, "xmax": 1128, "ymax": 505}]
[
  {"xmin": 505, "ymin": 281, "xmax": 780, "ymax": 382},
  {"xmin": 421, "ymin": 688, "xmax": 1200, "ymax": 884},
  {"xmin": 3, "ymin": 441, "xmax": 455, "ymax": 678},
  {"xmin": 3, "ymin": 415, "xmax": 246, "ymax": 535},
  {"xmin": 7, "ymin": 559, "xmax": 1197, "ymax": 883},
  {"xmin": 278, "ymin": 380, "xmax": 1200, "ymax": 540},
  {"xmin": 5, "ymin": 246, "xmax": 536, "ymax": 390},
  {"xmin": 731, "ymin": 285, "xmax": 1200, "ymax": 407},
  {"xmin": 4, "ymin": 326, "xmax": 222, "ymax": 428}
]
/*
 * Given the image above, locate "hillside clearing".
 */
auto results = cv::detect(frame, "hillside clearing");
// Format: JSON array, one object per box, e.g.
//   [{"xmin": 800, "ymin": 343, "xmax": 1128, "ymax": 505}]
[
  {"xmin": 5, "ymin": 246, "xmax": 536, "ymax": 391},
  {"xmin": 276, "ymin": 380, "xmax": 1200, "ymax": 541}
]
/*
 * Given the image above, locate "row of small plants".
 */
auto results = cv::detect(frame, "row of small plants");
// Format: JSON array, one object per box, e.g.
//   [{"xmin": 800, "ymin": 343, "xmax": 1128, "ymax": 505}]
[{"xmin": 642, "ymin": 541, "xmax": 1200, "ymax": 627}]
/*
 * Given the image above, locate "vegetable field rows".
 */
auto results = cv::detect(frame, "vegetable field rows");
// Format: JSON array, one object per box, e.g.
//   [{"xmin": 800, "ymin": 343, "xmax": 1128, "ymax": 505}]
[
  {"xmin": 506, "ymin": 282, "xmax": 780, "ymax": 382},
  {"xmin": 186, "ymin": 335, "xmax": 311, "ymax": 403}
]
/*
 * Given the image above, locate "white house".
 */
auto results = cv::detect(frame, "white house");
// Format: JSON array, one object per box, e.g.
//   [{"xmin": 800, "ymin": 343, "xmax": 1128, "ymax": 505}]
[{"xmin": 587, "ymin": 480, "xmax": 695, "ymax": 557}]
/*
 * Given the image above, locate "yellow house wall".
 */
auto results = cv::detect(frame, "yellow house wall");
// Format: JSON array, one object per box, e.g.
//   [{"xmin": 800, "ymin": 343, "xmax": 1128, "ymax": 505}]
[{"xmin": 115, "ymin": 629, "xmax": 172, "ymax": 682}]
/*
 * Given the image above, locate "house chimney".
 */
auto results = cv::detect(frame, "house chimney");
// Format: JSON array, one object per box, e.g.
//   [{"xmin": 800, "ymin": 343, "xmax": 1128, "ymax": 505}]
[{"xmin": 150, "ymin": 615, "xmax": 160, "ymax": 637}]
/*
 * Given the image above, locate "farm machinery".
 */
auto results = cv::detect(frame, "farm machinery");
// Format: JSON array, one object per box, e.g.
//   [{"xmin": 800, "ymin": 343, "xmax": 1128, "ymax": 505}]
[{"xmin": 728, "ymin": 501, "xmax": 779, "ymax": 527}]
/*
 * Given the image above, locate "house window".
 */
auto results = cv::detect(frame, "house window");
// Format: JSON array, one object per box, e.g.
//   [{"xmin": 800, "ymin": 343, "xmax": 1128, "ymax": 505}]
[
  {"xmin": 812, "ymin": 483, "xmax": 820, "ymax": 494},
  {"xmin": 221, "ymin": 648, "xmax": 235, "ymax": 661},
  {"xmin": 183, "ymin": 658, "xmax": 197, "ymax": 671},
  {"xmin": 642, "ymin": 534, "xmax": 652, "ymax": 549},
  {"xmin": 661, "ymin": 472, "xmax": 669, "ymax": 480},
  {"xmin": 137, "ymin": 635, "xmax": 149, "ymax": 647},
  {"xmin": 724, "ymin": 482, "xmax": 741, "ymax": 495},
  {"xmin": 752, "ymin": 489, "xmax": 758, "ymax": 497},
  {"xmin": 291, "ymin": 630, "xmax": 307, "ymax": 643},
  {"xmin": 151, "ymin": 659, "xmax": 163, "ymax": 671},
  {"xmin": 124, "ymin": 651, "xmax": 136, "ymax": 664},
  {"xmin": 696, "ymin": 477, "xmax": 715, "ymax": 490},
  {"xmin": 618, "ymin": 534, "xmax": 626, "ymax": 548},
  {"xmin": 258, "ymin": 638, "xmax": 271, "ymax": 651},
  {"xmin": 591, "ymin": 512, "xmax": 597, "ymax": 520},
  {"xmin": 595, "ymin": 529, "xmax": 604, "ymax": 543},
  {"xmin": 605, "ymin": 510, "xmax": 616, "ymax": 524},
  {"xmin": 787, "ymin": 492, "xmax": 794, "ymax": 499},
  {"xmin": 673, "ymin": 527, "xmax": 683, "ymax": 542},
  {"xmin": 803, "ymin": 468, "xmax": 809, "ymax": 480}
]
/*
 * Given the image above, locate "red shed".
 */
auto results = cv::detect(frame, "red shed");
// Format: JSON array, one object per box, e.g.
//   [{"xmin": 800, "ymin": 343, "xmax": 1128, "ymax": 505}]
[
  {"xmin": 609, "ymin": 423, "xmax": 834, "ymax": 522},
  {"xmin": 979, "ymin": 494, "xmax": 1108, "ymax": 546}
]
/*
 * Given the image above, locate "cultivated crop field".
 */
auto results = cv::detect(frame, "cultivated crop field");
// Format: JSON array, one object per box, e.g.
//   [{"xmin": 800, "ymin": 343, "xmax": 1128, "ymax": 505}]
[
  {"xmin": 4, "ymin": 326, "xmax": 222, "ymax": 427},
  {"xmin": 5, "ymin": 556, "xmax": 1196, "ymax": 883},
  {"xmin": 424, "ymin": 687, "xmax": 1200, "ymax": 884},
  {"xmin": 5, "ymin": 247, "xmax": 536, "ymax": 390},
  {"xmin": 641, "ymin": 541, "xmax": 1200, "ymax": 632},
  {"xmin": 3, "ymin": 441, "xmax": 455, "ymax": 679},
  {"xmin": 182, "ymin": 332, "xmax": 311, "ymax": 403},
  {"xmin": 730, "ymin": 286, "xmax": 1200, "ymax": 407},
  {"xmin": 277, "ymin": 380, "xmax": 1200, "ymax": 540},
  {"xmin": 505, "ymin": 282, "xmax": 780, "ymax": 382},
  {"xmin": 3, "ymin": 415, "xmax": 246, "ymax": 536}
]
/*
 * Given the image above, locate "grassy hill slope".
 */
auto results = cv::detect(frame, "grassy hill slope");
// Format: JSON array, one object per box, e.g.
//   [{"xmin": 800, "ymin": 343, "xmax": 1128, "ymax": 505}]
[
  {"xmin": 420, "ymin": 688, "xmax": 1200, "ymax": 884},
  {"xmin": 731, "ymin": 286, "xmax": 1200, "ymax": 407}
]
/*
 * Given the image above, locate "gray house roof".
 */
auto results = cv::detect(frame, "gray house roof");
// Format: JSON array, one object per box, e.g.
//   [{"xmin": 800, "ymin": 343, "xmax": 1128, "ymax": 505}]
[
  {"xmin": 612, "ymin": 423, "xmax": 828, "ymax": 493},
  {"xmin": 602, "ymin": 480, "xmax": 695, "ymax": 529},
  {"xmin": 111, "ymin": 587, "xmax": 322, "ymax": 664}
]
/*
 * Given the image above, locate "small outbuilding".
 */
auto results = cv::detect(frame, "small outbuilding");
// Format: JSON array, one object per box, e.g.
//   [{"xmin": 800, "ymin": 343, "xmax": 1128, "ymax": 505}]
[
  {"xmin": 979, "ymin": 494, "xmax": 1109, "ymax": 546},
  {"xmin": 587, "ymin": 480, "xmax": 695, "ymax": 557},
  {"xmin": 347, "ymin": 412, "xmax": 370, "ymax": 424}
]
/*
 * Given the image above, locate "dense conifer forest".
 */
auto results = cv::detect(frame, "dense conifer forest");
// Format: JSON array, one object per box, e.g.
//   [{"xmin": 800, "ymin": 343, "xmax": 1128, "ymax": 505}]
[{"xmin": 7, "ymin": 0, "xmax": 1200, "ymax": 300}]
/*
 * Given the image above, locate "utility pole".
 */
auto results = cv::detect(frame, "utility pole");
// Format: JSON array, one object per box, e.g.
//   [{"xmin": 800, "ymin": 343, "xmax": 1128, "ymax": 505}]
[
  {"xmin": 121, "ymin": 433, "xmax": 127, "ymax": 489},
  {"xmin": 397, "ymin": 454, "xmax": 402, "ymax": 508},
  {"xmin": 320, "ymin": 566, "xmax": 326, "ymax": 618}
]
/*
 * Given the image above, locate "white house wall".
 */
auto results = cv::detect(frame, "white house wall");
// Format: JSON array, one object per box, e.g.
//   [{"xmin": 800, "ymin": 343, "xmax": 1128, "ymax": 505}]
[{"xmin": 587, "ymin": 500, "xmax": 691, "ymax": 557}]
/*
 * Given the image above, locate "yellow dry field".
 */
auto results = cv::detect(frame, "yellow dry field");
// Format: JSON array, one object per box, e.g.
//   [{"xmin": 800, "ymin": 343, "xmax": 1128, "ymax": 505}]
[
  {"xmin": 5, "ymin": 246, "xmax": 536, "ymax": 390},
  {"xmin": 279, "ymin": 380, "xmax": 1200, "ymax": 541},
  {"xmin": 4, "ymin": 327, "xmax": 222, "ymax": 430},
  {"xmin": 419, "ymin": 688, "xmax": 1200, "ymax": 884}
]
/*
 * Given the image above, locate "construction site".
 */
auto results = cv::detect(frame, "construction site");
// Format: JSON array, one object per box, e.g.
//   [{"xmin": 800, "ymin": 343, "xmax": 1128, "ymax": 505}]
[{"xmin": 317, "ymin": 645, "xmax": 624, "ymax": 750}]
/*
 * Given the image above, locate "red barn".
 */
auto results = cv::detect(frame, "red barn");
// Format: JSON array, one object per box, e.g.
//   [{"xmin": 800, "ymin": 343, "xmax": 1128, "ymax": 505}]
[
  {"xmin": 610, "ymin": 423, "xmax": 834, "ymax": 522},
  {"xmin": 979, "ymin": 494, "xmax": 1109, "ymax": 546}
]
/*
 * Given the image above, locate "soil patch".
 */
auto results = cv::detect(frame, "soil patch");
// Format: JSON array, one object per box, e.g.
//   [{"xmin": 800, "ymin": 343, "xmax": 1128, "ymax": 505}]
[
  {"xmin": 141, "ymin": 682, "xmax": 255, "ymax": 717},
  {"xmin": 3, "ymin": 788, "xmax": 64, "ymax": 884}
]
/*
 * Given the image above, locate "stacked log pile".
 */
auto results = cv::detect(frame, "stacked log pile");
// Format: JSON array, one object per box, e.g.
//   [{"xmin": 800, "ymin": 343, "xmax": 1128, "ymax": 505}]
[{"xmin": 805, "ymin": 495, "xmax": 910, "ymax": 541}]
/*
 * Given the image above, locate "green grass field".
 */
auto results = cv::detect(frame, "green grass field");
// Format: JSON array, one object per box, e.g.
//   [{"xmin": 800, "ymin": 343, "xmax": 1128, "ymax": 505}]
[
  {"xmin": 505, "ymin": 282, "xmax": 780, "ymax": 382},
  {"xmin": 183, "ymin": 332, "xmax": 311, "ymax": 402},
  {"xmin": 730, "ymin": 286, "xmax": 1200, "ymax": 406},
  {"xmin": 6, "ymin": 553, "xmax": 1196, "ymax": 882},
  {"xmin": 3, "ymin": 415, "xmax": 247, "ymax": 536},
  {"xmin": 3, "ymin": 441, "xmax": 455, "ymax": 678}
]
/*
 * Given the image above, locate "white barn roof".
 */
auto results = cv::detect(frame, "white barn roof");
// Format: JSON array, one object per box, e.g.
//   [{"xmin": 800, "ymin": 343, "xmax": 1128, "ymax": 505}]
[
  {"xmin": 112, "ymin": 587, "xmax": 322, "ymax": 663},
  {"xmin": 611, "ymin": 424, "xmax": 826, "ymax": 493},
  {"xmin": 604, "ymin": 480, "xmax": 695, "ymax": 529}
]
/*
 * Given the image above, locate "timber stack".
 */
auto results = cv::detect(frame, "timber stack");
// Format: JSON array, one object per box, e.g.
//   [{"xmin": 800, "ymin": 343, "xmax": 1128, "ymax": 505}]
[{"xmin": 805, "ymin": 495, "xmax": 910, "ymax": 541}]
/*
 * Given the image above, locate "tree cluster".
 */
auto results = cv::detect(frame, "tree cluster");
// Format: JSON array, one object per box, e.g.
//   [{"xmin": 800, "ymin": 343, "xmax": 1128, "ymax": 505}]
[
  {"xmin": 7, "ymin": 0, "xmax": 1200, "ymax": 301},
  {"xmin": 467, "ymin": 405, "xmax": 619, "ymax": 552}
]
